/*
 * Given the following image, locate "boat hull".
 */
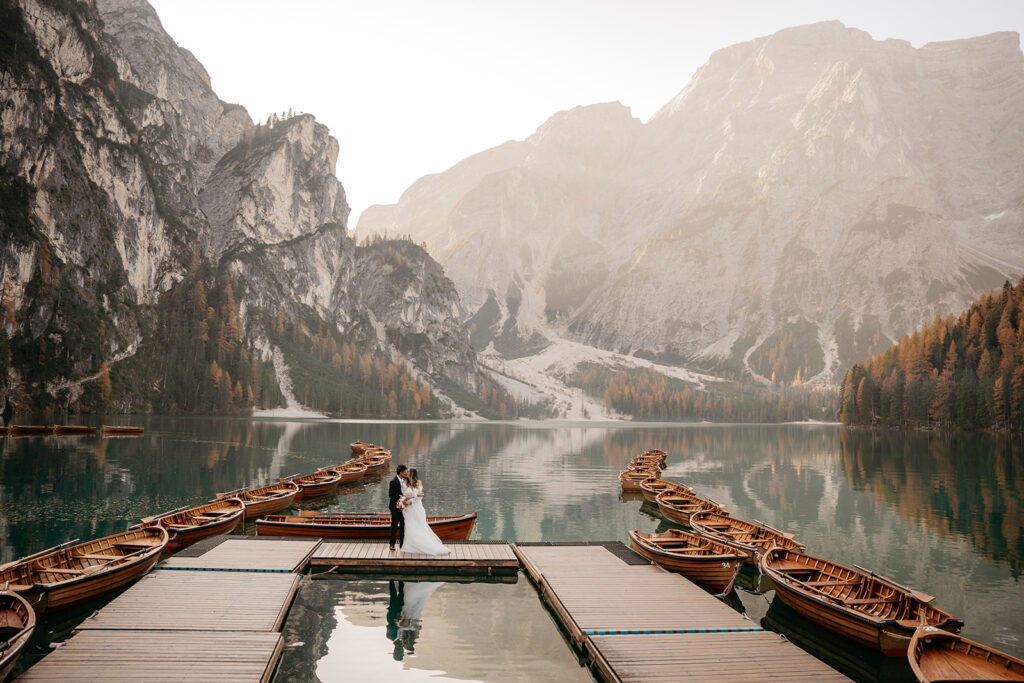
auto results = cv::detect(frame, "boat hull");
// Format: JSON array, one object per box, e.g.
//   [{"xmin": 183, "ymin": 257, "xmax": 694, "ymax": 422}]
[
  {"xmin": 232, "ymin": 485, "xmax": 300, "ymax": 520},
  {"xmin": 256, "ymin": 513, "xmax": 477, "ymax": 541},
  {"xmin": 0, "ymin": 527, "xmax": 167, "ymax": 616},
  {"xmin": 101, "ymin": 426, "xmax": 144, "ymax": 436},
  {"xmin": 620, "ymin": 469, "xmax": 660, "ymax": 493},
  {"xmin": 689, "ymin": 513, "xmax": 803, "ymax": 567},
  {"xmin": 162, "ymin": 513, "xmax": 242, "ymax": 551},
  {"xmin": 9, "ymin": 425, "xmax": 54, "ymax": 436},
  {"xmin": 639, "ymin": 479, "xmax": 689, "ymax": 504},
  {"xmin": 142, "ymin": 499, "xmax": 245, "ymax": 551},
  {"xmin": 0, "ymin": 591, "xmax": 34, "ymax": 680},
  {"xmin": 38, "ymin": 549, "xmax": 162, "ymax": 612},
  {"xmin": 654, "ymin": 491, "xmax": 721, "ymax": 527},
  {"xmin": 628, "ymin": 531, "xmax": 742, "ymax": 592},
  {"xmin": 295, "ymin": 480, "xmax": 340, "ymax": 500},
  {"xmin": 761, "ymin": 549, "xmax": 962, "ymax": 656},
  {"xmin": 909, "ymin": 627, "xmax": 1024, "ymax": 682},
  {"xmin": 53, "ymin": 425, "xmax": 97, "ymax": 436}
]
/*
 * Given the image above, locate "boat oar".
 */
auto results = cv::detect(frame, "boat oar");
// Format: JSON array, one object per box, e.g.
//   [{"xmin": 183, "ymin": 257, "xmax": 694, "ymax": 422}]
[
  {"xmin": 0, "ymin": 539, "xmax": 80, "ymax": 571},
  {"xmin": 80, "ymin": 545, "xmax": 155, "ymax": 575},
  {"xmin": 139, "ymin": 504, "xmax": 191, "ymax": 525},
  {"xmin": 754, "ymin": 519, "xmax": 795, "ymax": 539},
  {"xmin": 853, "ymin": 564, "xmax": 934, "ymax": 603}
]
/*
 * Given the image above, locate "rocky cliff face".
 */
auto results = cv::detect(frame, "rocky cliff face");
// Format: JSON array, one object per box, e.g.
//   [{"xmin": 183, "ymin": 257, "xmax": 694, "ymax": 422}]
[
  {"xmin": 0, "ymin": 0, "xmax": 478, "ymax": 416},
  {"xmin": 360, "ymin": 22, "xmax": 1024, "ymax": 383}
]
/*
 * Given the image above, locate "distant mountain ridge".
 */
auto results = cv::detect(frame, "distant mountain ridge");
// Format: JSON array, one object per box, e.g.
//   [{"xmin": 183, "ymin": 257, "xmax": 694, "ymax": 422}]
[{"xmin": 360, "ymin": 21, "xmax": 1024, "ymax": 385}]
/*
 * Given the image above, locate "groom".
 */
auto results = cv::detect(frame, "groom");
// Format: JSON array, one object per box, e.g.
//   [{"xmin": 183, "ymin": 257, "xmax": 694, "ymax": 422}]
[{"xmin": 389, "ymin": 465, "xmax": 407, "ymax": 551}]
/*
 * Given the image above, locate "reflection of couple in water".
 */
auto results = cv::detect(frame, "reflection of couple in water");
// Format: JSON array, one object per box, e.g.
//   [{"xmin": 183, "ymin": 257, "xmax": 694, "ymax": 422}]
[{"xmin": 386, "ymin": 579, "xmax": 443, "ymax": 661}]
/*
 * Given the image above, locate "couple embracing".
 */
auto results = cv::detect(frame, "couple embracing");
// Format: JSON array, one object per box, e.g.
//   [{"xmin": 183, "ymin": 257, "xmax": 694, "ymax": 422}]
[{"xmin": 388, "ymin": 465, "xmax": 449, "ymax": 555}]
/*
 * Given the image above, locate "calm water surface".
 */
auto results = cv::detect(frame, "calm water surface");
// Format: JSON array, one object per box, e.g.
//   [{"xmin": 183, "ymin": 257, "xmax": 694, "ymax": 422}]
[{"xmin": 1, "ymin": 418, "xmax": 1021, "ymax": 681}]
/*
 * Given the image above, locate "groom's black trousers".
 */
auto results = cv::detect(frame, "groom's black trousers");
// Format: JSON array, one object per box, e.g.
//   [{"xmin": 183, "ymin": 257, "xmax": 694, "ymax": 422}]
[{"xmin": 389, "ymin": 507, "xmax": 404, "ymax": 547}]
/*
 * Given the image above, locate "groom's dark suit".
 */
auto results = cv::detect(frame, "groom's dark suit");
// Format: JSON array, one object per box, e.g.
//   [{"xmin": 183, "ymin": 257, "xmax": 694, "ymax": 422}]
[{"xmin": 388, "ymin": 474, "xmax": 404, "ymax": 549}]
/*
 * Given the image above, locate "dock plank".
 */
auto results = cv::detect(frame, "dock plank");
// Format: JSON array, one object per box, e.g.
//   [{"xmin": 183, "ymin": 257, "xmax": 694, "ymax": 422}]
[
  {"xmin": 18, "ymin": 630, "xmax": 283, "ymax": 682},
  {"xmin": 310, "ymin": 540, "xmax": 518, "ymax": 576},
  {"xmin": 587, "ymin": 632, "xmax": 848, "ymax": 681},
  {"xmin": 77, "ymin": 571, "xmax": 300, "ymax": 632},
  {"xmin": 159, "ymin": 538, "xmax": 320, "ymax": 572},
  {"xmin": 515, "ymin": 543, "xmax": 847, "ymax": 680}
]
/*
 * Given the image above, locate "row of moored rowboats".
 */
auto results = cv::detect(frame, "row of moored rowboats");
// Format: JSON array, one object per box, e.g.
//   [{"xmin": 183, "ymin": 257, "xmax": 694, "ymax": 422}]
[
  {"xmin": 0, "ymin": 425, "xmax": 144, "ymax": 437},
  {"xmin": 0, "ymin": 440, "xmax": 473, "ymax": 680},
  {"xmin": 620, "ymin": 449, "xmax": 1024, "ymax": 681}
]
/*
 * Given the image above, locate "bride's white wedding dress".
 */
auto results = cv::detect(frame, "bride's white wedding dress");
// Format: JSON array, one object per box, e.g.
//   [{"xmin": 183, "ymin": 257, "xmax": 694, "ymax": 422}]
[{"xmin": 400, "ymin": 481, "xmax": 450, "ymax": 556}]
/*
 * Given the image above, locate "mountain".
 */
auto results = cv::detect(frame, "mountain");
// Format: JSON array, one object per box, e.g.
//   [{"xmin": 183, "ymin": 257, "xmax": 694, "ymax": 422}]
[
  {"xmin": 0, "ymin": 0, "xmax": 502, "ymax": 418},
  {"xmin": 359, "ymin": 22, "xmax": 1024, "ymax": 388}
]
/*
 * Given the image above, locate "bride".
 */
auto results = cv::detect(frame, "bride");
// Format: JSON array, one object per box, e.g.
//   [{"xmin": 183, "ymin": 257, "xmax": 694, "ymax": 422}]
[{"xmin": 399, "ymin": 468, "xmax": 450, "ymax": 556}]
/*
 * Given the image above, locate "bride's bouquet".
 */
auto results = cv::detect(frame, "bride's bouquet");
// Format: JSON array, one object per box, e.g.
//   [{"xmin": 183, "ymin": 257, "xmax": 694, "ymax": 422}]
[{"xmin": 396, "ymin": 497, "xmax": 408, "ymax": 510}]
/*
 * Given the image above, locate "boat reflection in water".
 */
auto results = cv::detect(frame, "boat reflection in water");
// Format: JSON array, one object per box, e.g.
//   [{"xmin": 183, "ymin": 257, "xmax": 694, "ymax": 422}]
[
  {"xmin": 761, "ymin": 597, "xmax": 916, "ymax": 683},
  {"xmin": 387, "ymin": 580, "xmax": 444, "ymax": 660}
]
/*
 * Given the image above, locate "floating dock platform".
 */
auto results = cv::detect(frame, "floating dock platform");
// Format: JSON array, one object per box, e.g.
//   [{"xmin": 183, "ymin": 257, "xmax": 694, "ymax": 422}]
[
  {"xmin": 310, "ymin": 539, "xmax": 519, "ymax": 576},
  {"xmin": 18, "ymin": 536, "xmax": 317, "ymax": 681},
  {"xmin": 18, "ymin": 536, "xmax": 848, "ymax": 681},
  {"xmin": 514, "ymin": 542, "xmax": 847, "ymax": 682}
]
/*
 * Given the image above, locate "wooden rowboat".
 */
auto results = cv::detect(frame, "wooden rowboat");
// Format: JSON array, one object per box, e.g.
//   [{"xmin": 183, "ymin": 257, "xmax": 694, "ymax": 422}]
[
  {"xmin": 256, "ymin": 511, "xmax": 477, "ymax": 541},
  {"xmin": 0, "ymin": 591, "xmax": 35, "ymax": 680},
  {"xmin": 909, "ymin": 626, "xmax": 1024, "ymax": 681},
  {"xmin": 654, "ymin": 489, "xmax": 725, "ymax": 526},
  {"xmin": 0, "ymin": 527, "xmax": 167, "ymax": 615},
  {"xmin": 353, "ymin": 453, "xmax": 389, "ymax": 473},
  {"xmin": 216, "ymin": 481, "xmax": 300, "ymax": 520},
  {"xmin": 638, "ymin": 478, "xmax": 691, "ymax": 503},
  {"xmin": 620, "ymin": 467, "xmax": 661, "ymax": 492},
  {"xmin": 286, "ymin": 470, "xmax": 343, "ymax": 500},
  {"xmin": 628, "ymin": 529, "xmax": 745, "ymax": 592},
  {"xmin": 102, "ymin": 425, "xmax": 144, "ymax": 436},
  {"xmin": 637, "ymin": 451, "xmax": 667, "ymax": 466},
  {"xmin": 760, "ymin": 547, "xmax": 962, "ymax": 655},
  {"xmin": 138, "ymin": 498, "xmax": 244, "ymax": 551},
  {"xmin": 53, "ymin": 425, "xmax": 97, "ymax": 436},
  {"xmin": 9, "ymin": 425, "xmax": 54, "ymax": 436},
  {"xmin": 320, "ymin": 461, "xmax": 368, "ymax": 485},
  {"xmin": 631, "ymin": 457, "xmax": 664, "ymax": 471},
  {"xmin": 350, "ymin": 441, "xmax": 372, "ymax": 455},
  {"xmin": 689, "ymin": 511, "xmax": 804, "ymax": 566}
]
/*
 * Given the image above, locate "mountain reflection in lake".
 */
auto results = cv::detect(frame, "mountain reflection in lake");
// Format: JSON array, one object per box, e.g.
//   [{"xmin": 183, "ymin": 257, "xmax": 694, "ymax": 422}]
[{"xmin": 1, "ymin": 417, "xmax": 1022, "ymax": 676}]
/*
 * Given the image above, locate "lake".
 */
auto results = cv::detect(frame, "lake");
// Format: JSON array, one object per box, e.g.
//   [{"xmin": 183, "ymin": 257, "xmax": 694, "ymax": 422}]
[{"xmin": 2, "ymin": 418, "xmax": 1021, "ymax": 681}]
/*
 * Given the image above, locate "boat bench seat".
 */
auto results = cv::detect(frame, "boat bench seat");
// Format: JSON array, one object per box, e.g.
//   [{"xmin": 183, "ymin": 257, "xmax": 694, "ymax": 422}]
[
  {"xmin": 115, "ymin": 542, "xmax": 155, "ymax": 549},
  {"xmin": 78, "ymin": 553, "xmax": 121, "ymax": 560},
  {"xmin": 43, "ymin": 568, "xmax": 83, "ymax": 575},
  {"xmin": 844, "ymin": 596, "xmax": 898, "ymax": 605},
  {"xmin": 4, "ymin": 584, "xmax": 31, "ymax": 591},
  {"xmin": 806, "ymin": 578, "xmax": 861, "ymax": 587},
  {"xmin": 191, "ymin": 515, "xmax": 222, "ymax": 521}
]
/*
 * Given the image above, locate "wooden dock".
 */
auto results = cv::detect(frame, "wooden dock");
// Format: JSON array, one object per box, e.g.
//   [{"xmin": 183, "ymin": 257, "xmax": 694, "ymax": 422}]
[
  {"xmin": 18, "ymin": 537, "xmax": 313, "ymax": 681},
  {"xmin": 514, "ymin": 543, "xmax": 847, "ymax": 682},
  {"xmin": 17, "ymin": 631, "xmax": 282, "ymax": 682},
  {"xmin": 159, "ymin": 536, "xmax": 319, "ymax": 572},
  {"xmin": 76, "ymin": 570, "xmax": 300, "ymax": 631},
  {"xmin": 310, "ymin": 540, "xmax": 519, "ymax": 576}
]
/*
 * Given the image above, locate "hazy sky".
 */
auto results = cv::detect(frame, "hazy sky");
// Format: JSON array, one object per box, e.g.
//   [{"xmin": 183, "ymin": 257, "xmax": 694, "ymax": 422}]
[{"xmin": 148, "ymin": 1, "xmax": 1024, "ymax": 225}]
